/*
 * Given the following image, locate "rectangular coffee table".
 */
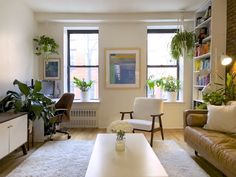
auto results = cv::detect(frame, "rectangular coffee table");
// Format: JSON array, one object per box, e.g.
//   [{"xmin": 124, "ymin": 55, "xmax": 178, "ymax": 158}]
[{"xmin": 85, "ymin": 133, "xmax": 168, "ymax": 177}]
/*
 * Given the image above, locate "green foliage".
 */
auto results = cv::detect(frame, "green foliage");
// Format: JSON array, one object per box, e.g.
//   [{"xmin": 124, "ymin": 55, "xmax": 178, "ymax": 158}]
[
  {"xmin": 203, "ymin": 90, "xmax": 225, "ymax": 106},
  {"xmin": 73, "ymin": 77, "xmax": 94, "ymax": 92},
  {"xmin": 160, "ymin": 76, "xmax": 180, "ymax": 92},
  {"xmin": 146, "ymin": 75, "xmax": 156, "ymax": 95},
  {"xmin": 33, "ymin": 35, "xmax": 59, "ymax": 59},
  {"xmin": 225, "ymin": 72, "xmax": 236, "ymax": 102},
  {"xmin": 170, "ymin": 31, "xmax": 195, "ymax": 60},
  {"xmin": 195, "ymin": 103, "xmax": 207, "ymax": 110},
  {"xmin": 0, "ymin": 80, "xmax": 55, "ymax": 122}
]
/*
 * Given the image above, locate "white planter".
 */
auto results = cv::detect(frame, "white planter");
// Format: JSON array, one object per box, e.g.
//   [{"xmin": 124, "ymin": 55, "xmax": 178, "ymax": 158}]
[
  {"xmin": 81, "ymin": 91, "xmax": 89, "ymax": 102},
  {"xmin": 166, "ymin": 92, "xmax": 177, "ymax": 102}
]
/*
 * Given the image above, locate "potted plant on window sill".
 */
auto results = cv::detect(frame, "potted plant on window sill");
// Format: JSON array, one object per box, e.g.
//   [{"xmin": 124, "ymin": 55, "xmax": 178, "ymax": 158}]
[
  {"xmin": 160, "ymin": 76, "xmax": 180, "ymax": 101},
  {"xmin": 73, "ymin": 77, "xmax": 94, "ymax": 102}
]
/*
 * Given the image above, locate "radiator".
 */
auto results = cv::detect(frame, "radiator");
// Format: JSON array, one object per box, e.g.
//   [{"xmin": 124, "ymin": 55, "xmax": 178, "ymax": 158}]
[{"xmin": 61, "ymin": 109, "xmax": 98, "ymax": 128}]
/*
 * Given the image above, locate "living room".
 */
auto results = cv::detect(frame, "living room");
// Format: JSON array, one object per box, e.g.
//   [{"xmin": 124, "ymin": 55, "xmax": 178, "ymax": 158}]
[{"xmin": 0, "ymin": 0, "xmax": 235, "ymax": 177}]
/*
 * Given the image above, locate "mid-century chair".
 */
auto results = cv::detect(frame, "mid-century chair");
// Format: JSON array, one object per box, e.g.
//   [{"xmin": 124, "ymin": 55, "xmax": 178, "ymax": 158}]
[
  {"xmin": 50, "ymin": 93, "xmax": 74, "ymax": 139},
  {"xmin": 120, "ymin": 97, "xmax": 164, "ymax": 146}
]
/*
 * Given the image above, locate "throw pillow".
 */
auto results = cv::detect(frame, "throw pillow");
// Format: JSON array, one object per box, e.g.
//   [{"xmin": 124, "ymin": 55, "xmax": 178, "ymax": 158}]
[{"xmin": 204, "ymin": 105, "xmax": 236, "ymax": 133}]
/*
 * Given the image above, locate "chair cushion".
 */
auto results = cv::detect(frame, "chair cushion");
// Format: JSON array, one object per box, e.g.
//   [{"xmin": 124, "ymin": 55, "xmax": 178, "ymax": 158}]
[{"xmin": 123, "ymin": 119, "xmax": 159, "ymax": 131}]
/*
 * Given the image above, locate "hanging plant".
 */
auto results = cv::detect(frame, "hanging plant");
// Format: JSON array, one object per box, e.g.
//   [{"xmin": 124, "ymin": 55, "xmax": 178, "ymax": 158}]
[
  {"xmin": 170, "ymin": 31, "xmax": 195, "ymax": 60},
  {"xmin": 33, "ymin": 35, "xmax": 59, "ymax": 59}
]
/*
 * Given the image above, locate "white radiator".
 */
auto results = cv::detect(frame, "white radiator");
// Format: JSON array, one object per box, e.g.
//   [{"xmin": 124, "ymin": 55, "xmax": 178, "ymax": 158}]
[{"xmin": 61, "ymin": 109, "xmax": 98, "ymax": 128}]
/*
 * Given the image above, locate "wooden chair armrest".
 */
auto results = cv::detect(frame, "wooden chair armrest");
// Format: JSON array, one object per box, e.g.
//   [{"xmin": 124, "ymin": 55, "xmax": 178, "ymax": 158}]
[{"xmin": 120, "ymin": 111, "xmax": 133, "ymax": 120}]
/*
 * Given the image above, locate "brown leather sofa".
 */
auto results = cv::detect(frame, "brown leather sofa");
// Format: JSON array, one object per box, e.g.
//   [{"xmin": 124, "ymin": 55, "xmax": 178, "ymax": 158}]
[{"xmin": 183, "ymin": 109, "xmax": 236, "ymax": 177}]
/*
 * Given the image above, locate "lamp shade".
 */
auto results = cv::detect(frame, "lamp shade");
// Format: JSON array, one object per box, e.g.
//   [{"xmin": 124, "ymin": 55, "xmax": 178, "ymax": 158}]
[{"xmin": 221, "ymin": 54, "xmax": 232, "ymax": 66}]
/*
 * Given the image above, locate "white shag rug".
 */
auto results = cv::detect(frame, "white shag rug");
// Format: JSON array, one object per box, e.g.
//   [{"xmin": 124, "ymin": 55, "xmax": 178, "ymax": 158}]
[
  {"xmin": 7, "ymin": 140, "xmax": 94, "ymax": 177},
  {"xmin": 7, "ymin": 140, "xmax": 209, "ymax": 177},
  {"xmin": 154, "ymin": 140, "xmax": 210, "ymax": 177}
]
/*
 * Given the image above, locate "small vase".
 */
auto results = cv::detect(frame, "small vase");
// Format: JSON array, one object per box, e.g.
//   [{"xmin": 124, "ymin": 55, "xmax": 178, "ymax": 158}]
[{"xmin": 115, "ymin": 139, "xmax": 125, "ymax": 151}]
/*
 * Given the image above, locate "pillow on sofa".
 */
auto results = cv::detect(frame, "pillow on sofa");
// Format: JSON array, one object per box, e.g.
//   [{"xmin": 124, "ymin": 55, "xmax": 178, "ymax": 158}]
[{"xmin": 204, "ymin": 105, "xmax": 236, "ymax": 133}]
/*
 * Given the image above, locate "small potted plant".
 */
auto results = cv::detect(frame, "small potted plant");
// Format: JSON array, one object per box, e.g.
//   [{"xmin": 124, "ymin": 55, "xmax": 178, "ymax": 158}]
[
  {"xmin": 73, "ymin": 77, "xmax": 94, "ymax": 101},
  {"xmin": 146, "ymin": 75, "xmax": 156, "ymax": 97},
  {"xmin": 161, "ymin": 76, "xmax": 180, "ymax": 101},
  {"xmin": 33, "ymin": 35, "xmax": 59, "ymax": 59}
]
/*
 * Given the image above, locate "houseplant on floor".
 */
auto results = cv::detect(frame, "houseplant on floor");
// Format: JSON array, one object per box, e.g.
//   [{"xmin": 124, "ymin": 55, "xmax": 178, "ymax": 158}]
[
  {"xmin": 160, "ymin": 76, "xmax": 180, "ymax": 101},
  {"xmin": 73, "ymin": 77, "xmax": 94, "ymax": 101}
]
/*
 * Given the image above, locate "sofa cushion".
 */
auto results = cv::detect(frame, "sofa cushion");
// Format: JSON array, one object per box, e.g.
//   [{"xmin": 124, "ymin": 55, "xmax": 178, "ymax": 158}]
[{"xmin": 204, "ymin": 105, "xmax": 236, "ymax": 133}]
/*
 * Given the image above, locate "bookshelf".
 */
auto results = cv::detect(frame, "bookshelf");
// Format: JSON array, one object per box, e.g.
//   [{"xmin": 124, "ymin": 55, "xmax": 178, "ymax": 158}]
[{"xmin": 192, "ymin": 0, "xmax": 226, "ymax": 108}]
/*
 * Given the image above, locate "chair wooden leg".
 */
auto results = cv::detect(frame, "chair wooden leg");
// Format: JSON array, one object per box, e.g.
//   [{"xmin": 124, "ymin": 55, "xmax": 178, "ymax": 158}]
[
  {"xmin": 159, "ymin": 116, "xmax": 164, "ymax": 140},
  {"xmin": 150, "ymin": 131, "xmax": 154, "ymax": 147}
]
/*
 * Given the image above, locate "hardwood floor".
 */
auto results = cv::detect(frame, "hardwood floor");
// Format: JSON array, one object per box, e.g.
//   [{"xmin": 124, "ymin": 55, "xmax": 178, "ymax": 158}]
[{"xmin": 0, "ymin": 128, "xmax": 224, "ymax": 177}]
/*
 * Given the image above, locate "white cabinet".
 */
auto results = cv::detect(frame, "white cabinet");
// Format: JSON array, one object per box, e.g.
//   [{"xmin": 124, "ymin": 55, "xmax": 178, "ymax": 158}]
[
  {"xmin": 192, "ymin": 0, "xmax": 226, "ymax": 108},
  {"xmin": 0, "ymin": 113, "xmax": 27, "ymax": 159}
]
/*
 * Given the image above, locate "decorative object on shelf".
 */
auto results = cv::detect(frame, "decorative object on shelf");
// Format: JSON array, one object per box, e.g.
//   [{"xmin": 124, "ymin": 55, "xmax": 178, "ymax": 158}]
[
  {"xmin": 44, "ymin": 59, "xmax": 60, "ymax": 80},
  {"xmin": 33, "ymin": 35, "xmax": 59, "ymax": 59},
  {"xmin": 105, "ymin": 48, "xmax": 140, "ymax": 88},
  {"xmin": 170, "ymin": 31, "xmax": 195, "ymax": 60},
  {"xmin": 221, "ymin": 54, "xmax": 232, "ymax": 66},
  {"xmin": 160, "ymin": 76, "xmax": 180, "ymax": 101},
  {"xmin": 73, "ymin": 77, "xmax": 94, "ymax": 101}
]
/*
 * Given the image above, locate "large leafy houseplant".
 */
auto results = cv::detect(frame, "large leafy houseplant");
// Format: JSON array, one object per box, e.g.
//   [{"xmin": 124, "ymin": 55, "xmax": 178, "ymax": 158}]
[
  {"xmin": 33, "ymin": 35, "xmax": 59, "ymax": 59},
  {"xmin": 0, "ymin": 80, "xmax": 55, "ymax": 122},
  {"xmin": 170, "ymin": 31, "xmax": 195, "ymax": 60}
]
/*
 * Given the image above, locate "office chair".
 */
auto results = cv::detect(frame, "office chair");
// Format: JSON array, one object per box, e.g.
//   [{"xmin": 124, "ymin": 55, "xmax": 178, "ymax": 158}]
[
  {"xmin": 50, "ymin": 93, "xmax": 74, "ymax": 139},
  {"xmin": 120, "ymin": 97, "xmax": 164, "ymax": 146}
]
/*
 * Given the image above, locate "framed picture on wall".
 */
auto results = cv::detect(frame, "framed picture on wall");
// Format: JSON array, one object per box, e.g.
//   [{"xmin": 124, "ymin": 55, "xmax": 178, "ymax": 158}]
[
  {"xmin": 105, "ymin": 48, "xmax": 140, "ymax": 88},
  {"xmin": 44, "ymin": 59, "xmax": 60, "ymax": 80}
]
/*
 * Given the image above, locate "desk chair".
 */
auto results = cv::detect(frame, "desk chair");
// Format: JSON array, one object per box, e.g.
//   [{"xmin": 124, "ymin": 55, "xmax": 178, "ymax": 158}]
[
  {"xmin": 51, "ymin": 93, "xmax": 74, "ymax": 139},
  {"xmin": 120, "ymin": 97, "xmax": 164, "ymax": 146}
]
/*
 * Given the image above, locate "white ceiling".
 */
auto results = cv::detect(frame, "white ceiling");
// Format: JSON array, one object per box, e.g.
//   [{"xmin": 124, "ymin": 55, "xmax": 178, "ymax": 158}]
[{"xmin": 23, "ymin": 0, "xmax": 206, "ymax": 13}]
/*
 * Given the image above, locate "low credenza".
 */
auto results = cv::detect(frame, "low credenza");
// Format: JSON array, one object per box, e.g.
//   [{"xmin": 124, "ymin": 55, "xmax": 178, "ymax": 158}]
[
  {"xmin": 85, "ymin": 133, "xmax": 168, "ymax": 177},
  {"xmin": 0, "ymin": 112, "xmax": 27, "ymax": 159}
]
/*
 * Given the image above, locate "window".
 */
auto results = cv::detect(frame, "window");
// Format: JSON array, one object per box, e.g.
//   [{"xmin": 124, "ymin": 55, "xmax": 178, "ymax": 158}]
[
  {"xmin": 147, "ymin": 29, "xmax": 179, "ymax": 97},
  {"xmin": 67, "ymin": 30, "xmax": 99, "ymax": 100}
]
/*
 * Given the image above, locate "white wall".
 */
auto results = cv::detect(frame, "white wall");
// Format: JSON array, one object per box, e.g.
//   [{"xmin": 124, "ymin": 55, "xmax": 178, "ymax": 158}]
[
  {"xmin": 0, "ymin": 0, "xmax": 38, "ymax": 98},
  {"xmin": 36, "ymin": 14, "xmax": 193, "ymax": 128}
]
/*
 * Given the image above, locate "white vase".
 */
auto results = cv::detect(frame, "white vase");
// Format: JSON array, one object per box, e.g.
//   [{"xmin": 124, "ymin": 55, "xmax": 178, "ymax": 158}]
[
  {"xmin": 115, "ymin": 139, "xmax": 125, "ymax": 151},
  {"xmin": 81, "ymin": 91, "xmax": 89, "ymax": 102},
  {"xmin": 166, "ymin": 92, "xmax": 177, "ymax": 101}
]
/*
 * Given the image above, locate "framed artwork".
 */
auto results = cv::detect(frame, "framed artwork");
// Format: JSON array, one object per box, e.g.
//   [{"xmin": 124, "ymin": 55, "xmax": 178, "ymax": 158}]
[
  {"xmin": 44, "ymin": 59, "xmax": 60, "ymax": 80},
  {"xmin": 105, "ymin": 48, "xmax": 140, "ymax": 88}
]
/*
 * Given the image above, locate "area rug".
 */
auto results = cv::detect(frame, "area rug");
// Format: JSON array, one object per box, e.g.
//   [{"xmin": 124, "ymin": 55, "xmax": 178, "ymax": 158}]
[
  {"xmin": 7, "ymin": 140, "xmax": 210, "ymax": 177},
  {"xmin": 154, "ymin": 140, "xmax": 210, "ymax": 177},
  {"xmin": 7, "ymin": 140, "xmax": 94, "ymax": 177}
]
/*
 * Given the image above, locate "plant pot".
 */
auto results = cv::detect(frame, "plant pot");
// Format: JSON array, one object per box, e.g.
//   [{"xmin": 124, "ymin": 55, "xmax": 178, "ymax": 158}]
[
  {"xmin": 166, "ymin": 92, "xmax": 177, "ymax": 102},
  {"xmin": 81, "ymin": 91, "xmax": 89, "ymax": 102}
]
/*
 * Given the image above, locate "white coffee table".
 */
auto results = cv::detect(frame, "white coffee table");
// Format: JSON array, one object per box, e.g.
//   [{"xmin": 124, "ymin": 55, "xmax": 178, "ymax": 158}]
[{"xmin": 85, "ymin": 133, "xmax": 168, "ymax": 177}]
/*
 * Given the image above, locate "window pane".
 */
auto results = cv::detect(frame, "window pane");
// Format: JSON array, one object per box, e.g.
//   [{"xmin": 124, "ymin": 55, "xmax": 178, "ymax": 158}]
[
  {"xmin": 147, "ymin": 68, "xmax": 177, "ymax": 80},
  {"xmin": 69, "ymin": 33, "xmax": 98, "ymax": 66},
  {"xmin": 148, "ymin": 33, "xmax": 176, "ymax": 65},
  {"xmin": 70, "ymin": 67, "xmax": 99, "ymax": 100}
]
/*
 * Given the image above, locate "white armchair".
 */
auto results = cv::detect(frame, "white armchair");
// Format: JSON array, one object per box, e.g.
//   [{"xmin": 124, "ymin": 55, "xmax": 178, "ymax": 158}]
[{"xmin": 120, "ymin": 97, "xmax": 164, "ymax": 146}]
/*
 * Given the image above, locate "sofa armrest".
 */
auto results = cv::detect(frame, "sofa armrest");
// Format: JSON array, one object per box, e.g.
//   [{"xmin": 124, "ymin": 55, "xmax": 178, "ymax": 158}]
[{"xmin": 183, "ymin": 109, "xmax": 208, "ymax": 128}]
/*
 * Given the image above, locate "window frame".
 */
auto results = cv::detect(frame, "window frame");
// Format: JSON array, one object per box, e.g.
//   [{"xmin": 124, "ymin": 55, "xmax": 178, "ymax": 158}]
[
  {"xmin": 147, "ymin": 29, "xmax": 180, "ymax": 96},
  {"xmin": 67, "ymin": 29, "xmax": 99, "ymax": 97}
]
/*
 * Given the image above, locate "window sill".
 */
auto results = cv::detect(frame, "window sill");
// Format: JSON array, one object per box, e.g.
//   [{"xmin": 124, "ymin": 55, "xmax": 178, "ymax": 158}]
[
  {"xmin": 73, "ymin": 99, "xmax": 100, "ymax": 104},
  {"xmin": 164, "ymin": 100, "xmax": 185, "ymax": 104}
]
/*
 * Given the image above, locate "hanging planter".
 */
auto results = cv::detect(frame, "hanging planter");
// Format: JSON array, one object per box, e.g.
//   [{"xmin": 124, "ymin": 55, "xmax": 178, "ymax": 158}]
[
  {"xmin": 170, "ymin": 31, "xmax": 195, "ymax": 60},
  {"xmin": 33, "ymin": 35, "xmax": 59, "ymax": 59}
]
